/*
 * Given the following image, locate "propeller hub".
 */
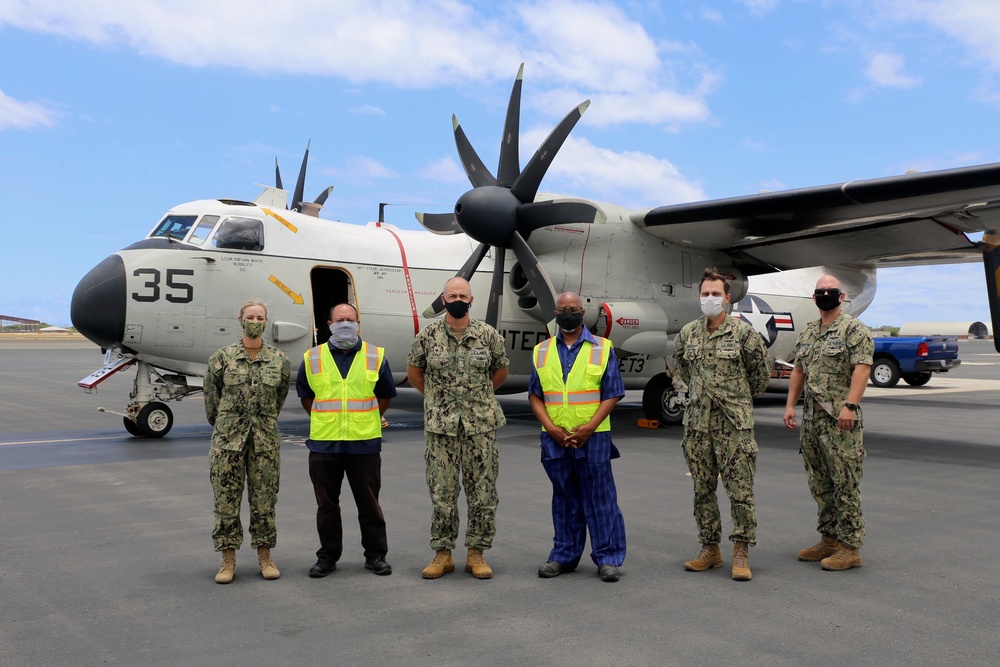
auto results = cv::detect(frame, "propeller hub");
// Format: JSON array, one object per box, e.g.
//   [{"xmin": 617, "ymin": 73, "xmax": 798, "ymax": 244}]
[{"xmin": 455, "ymin": 186, "xmax": 520, "ymax": 248}]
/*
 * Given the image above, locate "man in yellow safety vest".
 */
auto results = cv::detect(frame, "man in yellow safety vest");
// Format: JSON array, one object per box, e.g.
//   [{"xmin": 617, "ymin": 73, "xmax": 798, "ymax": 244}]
[{"xmin": 297, "ymin": 303, "xmax": 397, "ymax": 578}]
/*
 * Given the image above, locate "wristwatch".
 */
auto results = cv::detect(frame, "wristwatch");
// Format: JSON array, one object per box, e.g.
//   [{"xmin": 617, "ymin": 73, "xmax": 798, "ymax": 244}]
[{"xmin": 844, "ymin": 402, "xmax": 859, "ymax": 412}]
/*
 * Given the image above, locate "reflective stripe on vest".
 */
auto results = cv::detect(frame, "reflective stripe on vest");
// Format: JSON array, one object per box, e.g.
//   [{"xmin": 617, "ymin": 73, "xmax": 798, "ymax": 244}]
[
  {"xmin": 532, "ymin": 336, "xmax": 613, "ymax": 432},
  {"xmin": 303, "ymin": 341, "xmax": 384, "ymax": 441}
]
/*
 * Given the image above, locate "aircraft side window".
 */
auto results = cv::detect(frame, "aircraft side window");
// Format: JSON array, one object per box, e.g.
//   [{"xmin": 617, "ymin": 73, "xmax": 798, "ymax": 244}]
[
  {"xmin": 214, "ymin": 216, "xmax": 264, "ymax": 251},
  {"xmin": 188, "ymin": 215, "xmax": 220, "ymax": 246},
  {"xmin": 150, "ymin": 214, "xmax": 197, "ymax": 241}
]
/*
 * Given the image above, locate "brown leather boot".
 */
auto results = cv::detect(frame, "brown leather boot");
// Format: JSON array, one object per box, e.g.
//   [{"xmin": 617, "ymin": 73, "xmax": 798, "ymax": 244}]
[
  {"xmin": 798, "ymin": 535, "xmax": 840, "ymax": 562},
  {"xmin": 257, "ymin": 546, "xmax": 280, "ymax": 580},
  {"xmin": 732, "ymin": 542, "xmax": 752, "ymax": 581},
  {"xmin": 421, "ymin": 550, "xmax": 455, "ymax": 579},
  {"xmin": 215, "ymin": 548, "xmax": 236, "ymax": 584},
  {"xmin": 821, "ymin": 546, "xmax": 863, "ymax": 571},
  {"xmin": 684, "ymin": 544, "xmax": 723, "ymax": 571},
  {"xmin": 465, "ymin": 548, "xmax": 493, "ymax": 579}
]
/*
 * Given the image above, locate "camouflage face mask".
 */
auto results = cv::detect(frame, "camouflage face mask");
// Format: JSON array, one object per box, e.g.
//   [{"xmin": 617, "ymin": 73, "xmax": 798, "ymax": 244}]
[{"xmin": 242, "ymin": 320, "xmax": 266, "ymax": 339}]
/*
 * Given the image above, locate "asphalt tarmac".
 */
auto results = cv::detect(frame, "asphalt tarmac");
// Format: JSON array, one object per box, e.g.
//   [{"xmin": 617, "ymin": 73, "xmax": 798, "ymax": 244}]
[{"xmin": 1, "ymin": 337, "xmax": 998, "ymax": 666}]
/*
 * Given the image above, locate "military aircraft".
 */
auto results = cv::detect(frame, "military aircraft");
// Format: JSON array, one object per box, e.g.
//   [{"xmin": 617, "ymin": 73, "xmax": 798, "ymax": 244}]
[{"xmin": 71, "ymin": 66, "xmax": 1000, "ymax": 437}]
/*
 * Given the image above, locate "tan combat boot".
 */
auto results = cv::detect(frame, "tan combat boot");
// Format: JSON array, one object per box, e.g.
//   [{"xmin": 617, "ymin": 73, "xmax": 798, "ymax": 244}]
[
  {"xmin": 821, "ymin": 546, "xmax": 863, "ymax": 571},
  {"xmin": 798, "ymin": 535, "xmax": 840, "ymax": 562},
  {"xmin": 732, "ymin": 542, "xmax": 752, "ymax": 581},
  {"xmin": 421, "ymin": 549, "xmax": 455, "ymax": 579},
  {"xmin": 465, "ymin": 548, "xmax": 493, "ymax": 579},
  {"xmin": 215, "ymin": 548, "xmax": 236, "ymax": 584},
  {"xmin": 683, "ymin": 544, "xmax": 723, "ymax": 571},
  {"xmin": 257, "ymin": 546, "xmax": 280, "ymax": 580}
]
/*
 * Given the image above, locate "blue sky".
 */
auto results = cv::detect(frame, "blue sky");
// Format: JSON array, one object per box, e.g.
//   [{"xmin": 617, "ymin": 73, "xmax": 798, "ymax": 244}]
[{"xmin": 1, "ymin": 0, "xmax": 997, "ymax": 328}]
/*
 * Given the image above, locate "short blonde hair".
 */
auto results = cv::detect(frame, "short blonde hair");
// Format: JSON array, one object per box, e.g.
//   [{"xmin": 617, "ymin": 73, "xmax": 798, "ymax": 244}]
[{"xmin": 239, "ymin": 297, "xmax": 268, "ymax": 319}]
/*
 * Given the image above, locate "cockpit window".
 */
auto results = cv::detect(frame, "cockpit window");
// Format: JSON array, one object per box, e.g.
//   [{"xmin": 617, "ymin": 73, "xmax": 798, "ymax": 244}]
[
  {"xmin": 214, "ymin": 216, "xmax": 265, "ymax": 251},
  {"xmin": 188, "ymin": 215, "xmax": 219, "ymax": 246},
  {"xmin": 151, "ymin": 214, "xmax": 197, "ymax": 241}
]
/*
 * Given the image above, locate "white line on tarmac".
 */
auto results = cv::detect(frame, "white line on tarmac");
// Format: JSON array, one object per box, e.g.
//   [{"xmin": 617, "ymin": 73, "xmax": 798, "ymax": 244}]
[{"xmin": 866, "ymin": 377, "xmax": 1000, "ymax": 398}]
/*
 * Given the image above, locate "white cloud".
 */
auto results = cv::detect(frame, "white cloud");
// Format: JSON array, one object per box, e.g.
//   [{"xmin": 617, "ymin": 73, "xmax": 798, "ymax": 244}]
[
  {"xmin": 0, "ymin": 89, "xmax": 59, "ymax": 130},
  {"xmin": 0, "ymin": 0, "xmax": 717, "ymax": 129},
  {"xmin": 877, "ymin": 0, "xmax": 1000, "ymax": 69},
  {"xmin": 350, "ymin": 105, "xmax": 387, "ymax": 117},
  {"xmin": 861, "ymin": 263, "xmax": 990, "ymax": 325},
  {"xmin": 521, "ymin": 128, "xmax": 706, "ymax": 207},
  {"xmin": 737, "ymin": 0, "xmax": 781, "ymax": 14},
  {"xmin": 865, "ymin": 52, "xmax": 921, "ymax": 88},
  {"xmin": 419, "ymin": 156, "xmax": 468, "ymax": 187},
  {"xmin": 330, "ymin": 156, "xmax": 397, "ymax": 182}
]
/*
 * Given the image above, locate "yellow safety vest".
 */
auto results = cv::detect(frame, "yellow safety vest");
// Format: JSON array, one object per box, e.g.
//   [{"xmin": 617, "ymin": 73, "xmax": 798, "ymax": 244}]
[
  {"xmin": 533, "ymin": 336, "xmax": 612, "ymax": 432},
  {"xmin": 303, "ymin": 341, "xmax": 384, "ymax": 441}
]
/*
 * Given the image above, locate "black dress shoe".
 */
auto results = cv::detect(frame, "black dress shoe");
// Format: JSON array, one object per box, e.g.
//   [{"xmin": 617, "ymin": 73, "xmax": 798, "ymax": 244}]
[
  {"xmin": 538, "ymin": 560, "xmax": 564, "ymax": 578},
  {"xmin": 309, "ymin": 559, "xmax": 336, "ymax": 578},
  {"xmin": 365, "ymin": 556, "xmax": 392, "ymax": 576},
  {"xmin": 598, "ymin": 564, "xmax": 621, "ymax": 582}
]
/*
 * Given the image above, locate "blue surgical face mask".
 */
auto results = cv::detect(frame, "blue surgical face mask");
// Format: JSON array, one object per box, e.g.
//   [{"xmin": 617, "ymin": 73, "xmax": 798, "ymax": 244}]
[{"xmin": 329, "ymin": 321, "xmax": 359, "ymax": 349}]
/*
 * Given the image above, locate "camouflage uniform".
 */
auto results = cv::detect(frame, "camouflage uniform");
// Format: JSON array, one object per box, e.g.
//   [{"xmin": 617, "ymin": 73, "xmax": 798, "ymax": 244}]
[
  {"xmin": 793, "ymin": 313, "xmax": 873, "ymax": 549},
  {"xmin": 674, "ymin": 315, "xmax": 771, "ymax": 546},
  {"xmin": 408, "ymin": 319, "xmax": 509, "ymax": 551},
  {"xmin": 204, "ymin": 342, "xmax": 291, "ymax": 551}
]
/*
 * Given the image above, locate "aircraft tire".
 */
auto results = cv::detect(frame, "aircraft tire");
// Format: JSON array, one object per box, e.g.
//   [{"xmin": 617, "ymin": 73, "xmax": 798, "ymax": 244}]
[
  {"xmin": 137, "ymin": 401, "xmax": 174, "ymax": 438},
  {"xmin": 870, "ymin": 358, "xmax": 901, "ymax": 388},
  {"xmin": 642, "ymin": 372, "xmax": 684, "ymax": 426},
  {"xmin": 123, "ymin": 416, "xmax": 143, "ymax": 437},
  {"xmin": 903, "ymin": 372, "xmax": 933, "ymax": 387}
]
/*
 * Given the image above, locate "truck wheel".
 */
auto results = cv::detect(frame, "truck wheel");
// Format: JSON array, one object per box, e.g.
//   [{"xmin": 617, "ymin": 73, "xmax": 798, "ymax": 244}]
[
  {"xmin": 642, "ymin": 373, "xmax": 684, "ymax": 426},
  {"xmin": 903, "ymin": 372, "xmax": 932, "ymax": 386},
  {"xmin": 870, "ymin": 358, "xmax": 901, "ymax": 388}
]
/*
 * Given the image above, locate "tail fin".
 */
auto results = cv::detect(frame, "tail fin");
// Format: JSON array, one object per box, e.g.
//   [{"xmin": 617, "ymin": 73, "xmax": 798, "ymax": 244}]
[{"xmin": 983, "ymin": 230, "xmax": 1000, "ymax": 353}]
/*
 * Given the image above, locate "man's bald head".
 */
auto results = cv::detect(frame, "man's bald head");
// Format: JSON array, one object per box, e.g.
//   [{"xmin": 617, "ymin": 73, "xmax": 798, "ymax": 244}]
[
  {"xmin": 815, "ymin": 275, "xmax": 842, "ymax": 291},
  {"xmin": 444, "ymin": 277, "xmax": 472, "ymax": 301}
]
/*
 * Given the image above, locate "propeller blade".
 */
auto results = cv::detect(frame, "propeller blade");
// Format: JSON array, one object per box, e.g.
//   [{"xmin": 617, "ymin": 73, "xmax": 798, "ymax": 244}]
[
  {"xmin": 510, "ymin": 100, "xmax": 590, "ymax": 204},
  {"xmin": 415, "ymin": 212, "xmax": 462, "ymax": 235},
  {"xmin": 314, "ymin": 186, "xmax": 334, "ymax": 206},
  {"xmin": 485, "ymin": 246, "xmax": 506, "ymax": 329},
  {"xmin": 292, "ymin": 140, "xmax": 310, "ymax": 211},
  {"xmin": 496, "ymin": 63, "xmax": 523, "ymax": 188},
  {"xmin": 509, "ymin": 230, "xmax": 557, "ymax": 322},
  {"xmin": 422, "ymin": 242, "xmax": 491, "ymax": 318},
  {"xmin": 454, "ymin": 115, "xmax": 497, "ymax": 188},
  {"xmin": 275, "ymin": 158, "xmax": 284, "ymax": 191},
  {"xmin": 518, "ymin": 200, "xmax": 607, "ymax": 234}
]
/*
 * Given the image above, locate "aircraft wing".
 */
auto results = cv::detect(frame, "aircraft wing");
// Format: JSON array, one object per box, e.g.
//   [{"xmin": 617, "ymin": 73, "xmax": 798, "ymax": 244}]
[{"xmin": 633, "ymin": 162, "xmax": 1000, "ymax": 271}]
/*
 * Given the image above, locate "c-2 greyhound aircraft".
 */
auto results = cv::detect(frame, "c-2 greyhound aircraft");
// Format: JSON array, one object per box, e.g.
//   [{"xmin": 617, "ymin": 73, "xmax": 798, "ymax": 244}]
[{"xmin": 71, "ymin": 66, "xmax": 1000, "ymax": 437}]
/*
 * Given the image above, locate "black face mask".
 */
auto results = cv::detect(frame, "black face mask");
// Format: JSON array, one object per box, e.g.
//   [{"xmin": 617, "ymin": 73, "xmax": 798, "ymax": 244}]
[
  {"xmin": 815, "ymin": 292, "xmax": 842, "ymax": 312},
  {"xmin": 555, "ymin": 311, "xmax": 584, "ymax": 332},
  {"xmin": 444, "ymin": 299, "xmax": 471, "ymax": 319}
]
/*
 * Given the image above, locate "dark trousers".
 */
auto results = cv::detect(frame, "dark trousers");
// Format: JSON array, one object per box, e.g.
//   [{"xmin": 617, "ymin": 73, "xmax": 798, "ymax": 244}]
[{"xmin": 308, "ymin": 451, "xmax": 388, "ymax": 562}]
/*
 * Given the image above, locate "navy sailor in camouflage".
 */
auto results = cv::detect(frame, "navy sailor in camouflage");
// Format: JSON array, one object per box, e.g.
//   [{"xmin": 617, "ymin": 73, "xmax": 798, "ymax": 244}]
[
  {"xmin": 407, "ymin": 277, "xmax": 509, "ymax": 577},
  {"xmin": 784, "ymin": 274, "xmax": 873, "ymax": 570},
  {"xmin": 205, "ymin": 299, "xmax": 291, "ymax": 554},
  {"xmin": 674, "ymin": 268, "xmax": 770, "ymax": 579}
]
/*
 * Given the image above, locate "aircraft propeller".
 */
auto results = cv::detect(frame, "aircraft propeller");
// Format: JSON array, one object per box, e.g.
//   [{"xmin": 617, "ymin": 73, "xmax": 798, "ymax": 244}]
[
  {"xmin": 418, "ymin": 64, "xmax": 606, "ymax": 329},
  {"xmin": 274, "ymin": 140, "xmax": 334, "ymax": 214}
]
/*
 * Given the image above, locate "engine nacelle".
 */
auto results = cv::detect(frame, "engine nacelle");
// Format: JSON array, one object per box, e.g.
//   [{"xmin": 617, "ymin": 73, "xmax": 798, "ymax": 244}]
[
  {"xmin": 595, "ymin": 301, "xmax": 673, "ymax": 358},
  {"xmin": 713, "ymin": 266, "xmax": 749, "ymax": 303}
]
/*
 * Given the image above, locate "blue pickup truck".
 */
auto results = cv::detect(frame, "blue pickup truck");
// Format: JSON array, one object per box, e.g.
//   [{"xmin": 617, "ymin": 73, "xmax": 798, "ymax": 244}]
[{"xmin": 870, "ymin": 336, "xmax": 961, "ymax": 387}]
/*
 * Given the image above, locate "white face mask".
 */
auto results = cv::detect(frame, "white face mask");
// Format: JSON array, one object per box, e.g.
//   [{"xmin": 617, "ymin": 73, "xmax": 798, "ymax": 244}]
[
  {"xmin": 329, "ymin": 321, "xmax": 360, "ymax": 349},
  {"xmin": 700, "ymin": 295, "xmax": 726, "ymax": 318}
]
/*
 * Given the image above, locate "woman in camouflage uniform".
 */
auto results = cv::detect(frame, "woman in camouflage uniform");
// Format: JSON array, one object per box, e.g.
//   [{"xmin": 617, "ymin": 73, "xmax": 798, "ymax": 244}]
[{"xmin": 205, "ymin": 298, "xmax": 291, "ymax": 584}]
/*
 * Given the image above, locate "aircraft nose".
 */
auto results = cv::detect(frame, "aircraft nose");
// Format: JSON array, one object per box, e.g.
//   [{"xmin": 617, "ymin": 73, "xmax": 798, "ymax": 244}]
[{"xmin": 71, "ymin": 254, "xmax": 126, "ymax": 349}]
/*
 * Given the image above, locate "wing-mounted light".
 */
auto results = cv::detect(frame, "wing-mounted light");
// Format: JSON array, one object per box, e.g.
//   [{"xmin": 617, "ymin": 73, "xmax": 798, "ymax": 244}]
[
  {"xmin": 982, "ymin": 229, "xmax": 1000, "ymax": 353},
  {"xmin": 419, "ymin": 64, "xmax": 604, "ymax": 328},
  {"xmin": 273, "ymin": 141, "xmax": 335, "ymax": 218}
]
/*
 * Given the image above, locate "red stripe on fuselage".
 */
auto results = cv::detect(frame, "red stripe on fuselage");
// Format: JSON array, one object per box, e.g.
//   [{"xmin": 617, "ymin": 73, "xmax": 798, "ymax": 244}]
[{"xmin": 377, "ymin": 224, "xmax": 420, "ymax": 336}]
